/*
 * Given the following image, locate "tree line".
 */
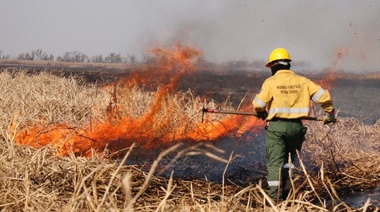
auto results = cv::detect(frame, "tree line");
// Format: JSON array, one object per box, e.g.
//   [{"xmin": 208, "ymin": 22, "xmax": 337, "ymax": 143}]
[{"xmin": 0, "ymin": 49, "xmax": 137, "ymax": 63}]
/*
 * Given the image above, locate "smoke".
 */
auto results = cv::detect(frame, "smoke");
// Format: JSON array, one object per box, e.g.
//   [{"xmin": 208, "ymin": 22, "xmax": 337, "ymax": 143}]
[
  {"xmin": 135, "ymin": 1, "xmax": 380, "ymax": 72},
  {"xmin": 1, "ymin": 0, "xmax": 379, "ymax": 72}
]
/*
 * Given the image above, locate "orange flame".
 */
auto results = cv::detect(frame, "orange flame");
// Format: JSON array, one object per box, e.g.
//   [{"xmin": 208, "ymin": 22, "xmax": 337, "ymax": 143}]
[
  {"xmin": 16, "ymin": 44, "xmax": 354, "ymax": 157},
  {"xmin": 15, "ymin": 44, "xmax": 263, "ymax": 156}
]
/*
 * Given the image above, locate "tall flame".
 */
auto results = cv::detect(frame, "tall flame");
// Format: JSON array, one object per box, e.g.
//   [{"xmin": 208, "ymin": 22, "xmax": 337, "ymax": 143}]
[{"xmin": 15, "ymin": 44, "xmax": 263, "ymax": 156}]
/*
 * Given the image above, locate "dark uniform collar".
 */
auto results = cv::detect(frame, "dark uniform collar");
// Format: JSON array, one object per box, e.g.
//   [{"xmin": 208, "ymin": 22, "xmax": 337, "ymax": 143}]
[{"xmin": 274, "ymin": 70, "xmax": 294, "ymax": 75}]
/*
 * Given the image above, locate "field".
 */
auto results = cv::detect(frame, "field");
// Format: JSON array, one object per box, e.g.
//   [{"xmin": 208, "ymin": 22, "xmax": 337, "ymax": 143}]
[{"xmin": 0, "ymin": 46, "xmax": 379, "ymax": 211}]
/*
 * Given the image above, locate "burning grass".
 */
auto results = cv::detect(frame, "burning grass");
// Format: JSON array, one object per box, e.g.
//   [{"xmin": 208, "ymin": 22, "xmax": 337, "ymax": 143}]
[
  {"xmin": 1, "ymin": 43, "xmax": 379, "ymax": 210},
  {"xmin": 0, "ymin": 69, "xmax": 378, "ymax": 211}
]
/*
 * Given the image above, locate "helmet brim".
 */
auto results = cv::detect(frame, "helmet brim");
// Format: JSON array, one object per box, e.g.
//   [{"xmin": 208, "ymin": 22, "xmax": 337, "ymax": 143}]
[{"xmin": 265, "ymin": 59, "xmax": 291, "ymax": 68}]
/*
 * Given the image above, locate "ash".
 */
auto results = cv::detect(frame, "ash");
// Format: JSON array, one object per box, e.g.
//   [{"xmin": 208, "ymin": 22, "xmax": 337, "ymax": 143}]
[{"xmin": 126, "ymin": 131, "xmax": 267, "ymax": 186}]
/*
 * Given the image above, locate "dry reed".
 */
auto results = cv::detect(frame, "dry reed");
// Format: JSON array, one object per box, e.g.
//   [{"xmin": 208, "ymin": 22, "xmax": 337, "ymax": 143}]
[{"xmin": 0, "ymin": 69, "xmax": 379, "ymax": 211}]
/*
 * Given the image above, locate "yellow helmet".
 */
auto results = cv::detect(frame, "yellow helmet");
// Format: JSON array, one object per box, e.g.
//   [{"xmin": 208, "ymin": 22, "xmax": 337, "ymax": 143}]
[{"xmin": 265, "ymin": 48, "xmax": 292, "ymax": 67}]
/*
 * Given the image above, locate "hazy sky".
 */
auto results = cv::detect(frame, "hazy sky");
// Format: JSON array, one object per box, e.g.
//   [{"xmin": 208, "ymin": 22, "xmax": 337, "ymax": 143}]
[{"xmin": 1, "ymin": 0, "xmax": 379, "ymax": 71}]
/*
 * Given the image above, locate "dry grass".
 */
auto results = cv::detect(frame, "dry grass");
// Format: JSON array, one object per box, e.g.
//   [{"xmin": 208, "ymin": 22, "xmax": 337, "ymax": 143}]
[
  {"xmin": 0, "ymin": 69, "xmax": 379, "ymax": 211},
  {"xmin": 0, "ymin": 69, "xmax": 108, "ymax": 128}
]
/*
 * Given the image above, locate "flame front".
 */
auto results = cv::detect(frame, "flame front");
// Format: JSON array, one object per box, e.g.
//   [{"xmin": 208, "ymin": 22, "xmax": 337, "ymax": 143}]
[
  {"xmin": 15, "ymin": 44, "xmax": 263, "ymax": 156},
  {"xmin": 15, "ymin": 44, "xmax": 355, "ymax": 156}
]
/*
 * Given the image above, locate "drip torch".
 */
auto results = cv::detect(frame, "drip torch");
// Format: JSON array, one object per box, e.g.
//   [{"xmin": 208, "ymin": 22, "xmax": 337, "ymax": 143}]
[{"xmin": 201, "ymin": 108, "xmax": 324, "ymax": 123}]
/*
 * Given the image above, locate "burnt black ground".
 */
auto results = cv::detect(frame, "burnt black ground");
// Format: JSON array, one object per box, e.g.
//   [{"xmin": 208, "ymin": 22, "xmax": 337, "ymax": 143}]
[{"xmin": 125, "ymin": 131, "xmax": 268, "ymax": 186}]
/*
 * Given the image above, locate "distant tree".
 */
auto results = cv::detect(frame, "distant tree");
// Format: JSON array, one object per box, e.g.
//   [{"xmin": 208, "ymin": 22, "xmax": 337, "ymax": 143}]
[
  {"xmin": 32, "ymin": 49, "xmax": 48, "ymax": 61},
  {"xmin": 91, "ymin": 55, "xmax": 104, "ymax": 63},
  {"xmin": 59, "ymin": 51, "xmax": 89, "ymax": 62},
  {"xmin": 15, "ymin": 49, "xmax": 53, "ymax": 61},
  {"xmin": 17, "ymin": 52, "xmax": 34, "ymax": 60},
  {"xmin": 6, "ymin": 49, "xmax": 130, "ymax": 63},
  {"xmin": 104, "ymin": 53, "xmax": 123, "ymax": 63},
  {"xmin": 16, "ymin": 53, "xmax": 24, "ymax": 60},
  {"xmin": 2, "ymin": 54, "xmax": 10, "ymax": 59},
  {"xmin": 127, "ymin": 54, "xmax": 136, "ymax": 64},
  {"xmin": 47, "ymin": 54, "xmax": 55, "ymax": 61},
  {"xmin": 55, "ymin": 56, "xmax": 61, "ymax": 61},
  {"xmin": 77, "ymin": 52, "xmax": 88, "ymax": 62},
  {"xmin": 0, "ymin": 51, "xmax": 10, "ymax": 59}
]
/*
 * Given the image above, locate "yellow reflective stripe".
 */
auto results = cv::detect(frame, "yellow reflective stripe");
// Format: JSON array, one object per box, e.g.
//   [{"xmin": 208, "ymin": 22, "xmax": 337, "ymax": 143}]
[
  {"xmin": 268, "ymin": 180, "xmax": 280, "ymax": 186},
  {"xmin": 269, "ymin": 107, "xmax": 310, "ymax": 114},
  {"xmin": 312, "ymin": 88, "xmax": 325, "ymax": 102},
  {"xmin": 254, "ymin": 96, "xmax": 266, "ymax": 107}
]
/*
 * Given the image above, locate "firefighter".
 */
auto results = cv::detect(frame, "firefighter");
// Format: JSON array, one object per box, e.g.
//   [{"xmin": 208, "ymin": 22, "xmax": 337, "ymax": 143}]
[{"xmin": 252, "ymin": 47, "xmax": 336, "ymax": 202}]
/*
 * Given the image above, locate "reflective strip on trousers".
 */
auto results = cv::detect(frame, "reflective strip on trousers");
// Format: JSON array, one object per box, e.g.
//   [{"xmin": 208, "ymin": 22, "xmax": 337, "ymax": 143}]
[
  {"xmin": 269, "ymin": 107, "xmax": 310, "ymax": 115},
  {"xmin": 283, "ymin": 163, "xmax": 295, "ymax": 169},
  {"xmin": 268, "ymin": 180, "xmax": 280, "ymax": 187}
]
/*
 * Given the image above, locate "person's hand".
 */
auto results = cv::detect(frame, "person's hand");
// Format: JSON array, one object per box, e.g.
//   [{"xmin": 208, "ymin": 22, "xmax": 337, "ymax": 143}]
[
  {"xmin": 323, "ymin": 111, "xmax": 336, "ymax": 125},
  {"xmin": 256, "ymin": 111, "xmax": 268, "ymax": 120}
]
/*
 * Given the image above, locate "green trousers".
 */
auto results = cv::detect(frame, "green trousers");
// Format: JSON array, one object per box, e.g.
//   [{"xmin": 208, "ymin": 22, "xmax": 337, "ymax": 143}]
[{"xmin": 265, "ymin": 119, "xmax": 306, "ymax": 201}]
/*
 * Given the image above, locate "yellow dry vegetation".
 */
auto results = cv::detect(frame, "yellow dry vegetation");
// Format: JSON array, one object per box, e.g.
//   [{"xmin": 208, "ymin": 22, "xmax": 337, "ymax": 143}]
[{"xmin": 0, "ymin": 69, "xmax": 379, "ymax": 211}]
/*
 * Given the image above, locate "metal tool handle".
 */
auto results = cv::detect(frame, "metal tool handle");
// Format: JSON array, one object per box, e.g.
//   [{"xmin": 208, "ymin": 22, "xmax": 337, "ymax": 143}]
[{"xmin": 202, "ymin": 108, "xmax": 324, "ymax": 122}]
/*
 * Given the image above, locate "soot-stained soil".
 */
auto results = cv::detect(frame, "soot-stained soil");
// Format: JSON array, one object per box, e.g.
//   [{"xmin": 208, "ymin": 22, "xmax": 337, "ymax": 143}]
[{"xmin": 124, "ymin": 130, "xmax": 267, "ymax": 186}]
